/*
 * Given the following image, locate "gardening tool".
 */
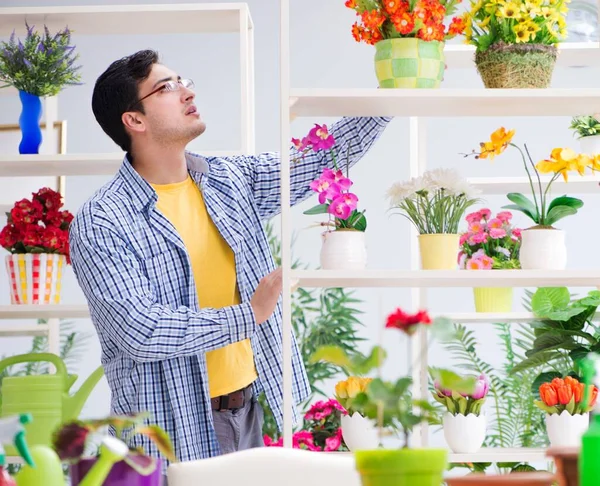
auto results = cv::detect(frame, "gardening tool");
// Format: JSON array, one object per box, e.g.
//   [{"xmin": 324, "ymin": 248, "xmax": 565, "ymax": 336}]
[
  {"xmin": 0, "ymin": 353, "xmax": 104, "ymax": 456},
  {"xmin": 580, "ymin": 352, "xmax": 600, "ymax": 486},
  {"xmin": 0, "ymin": 414, "xmax": 34, "ymax": 486}
]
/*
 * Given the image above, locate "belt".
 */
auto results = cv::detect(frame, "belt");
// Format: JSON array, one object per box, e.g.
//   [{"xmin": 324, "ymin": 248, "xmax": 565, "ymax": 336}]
[{"xmin": 211, "ymin": 383, "xmax": 254, "ymax": 411}]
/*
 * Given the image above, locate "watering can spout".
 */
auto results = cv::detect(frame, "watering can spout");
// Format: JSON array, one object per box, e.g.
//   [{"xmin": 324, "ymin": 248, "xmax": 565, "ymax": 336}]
[{"xmin": 63, "ymin": 365, "xmax": 105, "ymax": 420}]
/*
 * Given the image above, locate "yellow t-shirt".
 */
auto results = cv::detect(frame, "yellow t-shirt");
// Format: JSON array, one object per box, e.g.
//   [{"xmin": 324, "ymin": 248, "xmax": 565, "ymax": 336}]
[{"xmin": 151, "ymin": 175, "xmax": 258, "ymax": 398}]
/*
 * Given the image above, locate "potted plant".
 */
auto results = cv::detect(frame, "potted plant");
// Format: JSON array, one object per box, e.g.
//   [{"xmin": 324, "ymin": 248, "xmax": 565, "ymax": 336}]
[
  {"xmin": 387, "ymin": 168, "xmax": 480, "ymax": 269},
  {"xmin": 52, "ymin": 413, "xmax": 178, "ymax": 486},
  {"xmin": 344, "ymin": 0, "xmax": 465, "ymax": 88},
  {"xmin": 311, "ymin": 307, "xmax": 476, "ymax": 485},
  {"xmin": 458, "ymin": 208, "xmax": 521, "ymax": 312},
  {"xmin": 467, "ymin": 127, "xmax": 596, "ymax": 270},
  {"xmin": 462, "ymin": 0, "xmax": 569, "ymax": 88},
  {"xmin": 0, "ymin": 187, "xmax": 73, "ymax": 305},
  {"xmin": 535, "ymin": 376, "xmax": 597, "ymax": 448},
  {"xmin": 570, "ymin": 114, "xmax": 600, "ymax": 155},
  {"xmin": 296, "ymin": 124, "xmax": 367, "ymax": 270},
  {"xmin": 0, "ymin": 23, "xmax": 82, "ymax": 154},
  {"xmin": 432, "ymin": 373, "xmax": 489, "ymax": 453}
]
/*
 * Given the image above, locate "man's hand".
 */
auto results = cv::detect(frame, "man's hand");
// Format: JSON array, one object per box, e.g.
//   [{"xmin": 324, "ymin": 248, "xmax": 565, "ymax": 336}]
[{"xmin": 250, "ymin": 267, "xmax": 283, "ymax": 324}]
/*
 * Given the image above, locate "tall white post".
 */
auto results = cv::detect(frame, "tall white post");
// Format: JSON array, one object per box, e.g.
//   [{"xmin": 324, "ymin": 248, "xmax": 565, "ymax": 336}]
[{"xmin": 239, "ymin": 6, "xmax": 255, "ymax": 154}]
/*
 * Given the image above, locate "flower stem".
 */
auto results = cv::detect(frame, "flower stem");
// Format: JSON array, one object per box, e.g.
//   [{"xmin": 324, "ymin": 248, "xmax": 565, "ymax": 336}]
[
  {"xmin": 524, "ymin": 143, "xmax": 545, "ymax": 224},
  {"xmin": 511, "ymin": 143, "xmax": 541, "ymax": 223}
]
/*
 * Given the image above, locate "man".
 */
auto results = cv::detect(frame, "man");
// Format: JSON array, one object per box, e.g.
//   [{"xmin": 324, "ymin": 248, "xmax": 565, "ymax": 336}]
[{"xmin": 69, "ymin": 49, "xmax": 391, "ymax": 473}]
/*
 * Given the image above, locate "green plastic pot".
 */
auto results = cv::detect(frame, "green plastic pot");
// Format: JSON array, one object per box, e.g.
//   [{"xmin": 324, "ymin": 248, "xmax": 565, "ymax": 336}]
[{"xmin": 355, "ymin": 448, "xmax": 447, "ymax": 486}]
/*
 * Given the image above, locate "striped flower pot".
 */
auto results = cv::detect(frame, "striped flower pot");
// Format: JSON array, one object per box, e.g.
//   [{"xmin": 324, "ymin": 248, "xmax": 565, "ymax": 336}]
[
  {"xmin": 5, "ymin": 254, "xmax": 65, "ymax": 304},
  {"xmin": 374, "ymin": 38, "xmax": 445, "ymax": 89}
]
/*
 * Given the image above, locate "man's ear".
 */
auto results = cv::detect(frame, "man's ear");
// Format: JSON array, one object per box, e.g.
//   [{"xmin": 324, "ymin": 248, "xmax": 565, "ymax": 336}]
[{"xmin": 122, "ymin": 111, "xmax": 146, "ymax": 134}]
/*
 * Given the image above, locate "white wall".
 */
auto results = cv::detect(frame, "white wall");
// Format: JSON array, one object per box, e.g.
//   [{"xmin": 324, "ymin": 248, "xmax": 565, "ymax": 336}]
[{"xmin": 1, "ymin": 0, "xmax": 600, "ymax": 456}]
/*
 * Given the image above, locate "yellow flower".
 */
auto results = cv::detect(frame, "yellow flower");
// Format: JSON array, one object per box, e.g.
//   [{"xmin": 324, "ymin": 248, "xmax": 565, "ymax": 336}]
[
  {"xmin": 346, "ymin": 377, "xmax": 362, "ymax": 398},
  {"xmin": 478, "ymin": 127, "xmax": 515, "ymax": 160},
  {"xmin": 335, "ymin": 380, "xmax": 348, "ymax": 399},
  {"xmin": 539, "ymin": 6, "xmax": 555, "ymax": 19},
  {"xmin": 591, "ymin": 155, "xmax": 600, "ymax": 172},
  {"xmin": 478, "ymin": 15, "xmax": 492, "ymax": 27},
  {"xmin": 536, "ymin": 148, "xmax": 590, "ymax": 182},
  {"xmin": 484, "ymin": 0, "xmax": 502, "ymax": 15},
  {"xmin": 524, "ymin": 20, "xmax": 541, "ymax": 34},
  {"xmin": 498, "ymin": 2, "xmax": 520, "ymax": 18},
  {"xmin": 513, "ymin": 23, "xmax": 532, "ymax": 42},
  {"xmin": 336, "ymin": 376, "xmax": 373, "ymax": 401}
]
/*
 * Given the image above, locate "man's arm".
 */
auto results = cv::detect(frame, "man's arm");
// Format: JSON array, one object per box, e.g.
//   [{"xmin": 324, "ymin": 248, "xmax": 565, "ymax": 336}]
[
  {"xmin": 69, "ymin": 208, "xmax": 258, "ymax": 363},
  {"xmin": 226, "ymin": 116, "xmax": 392, "ymax": 220}
]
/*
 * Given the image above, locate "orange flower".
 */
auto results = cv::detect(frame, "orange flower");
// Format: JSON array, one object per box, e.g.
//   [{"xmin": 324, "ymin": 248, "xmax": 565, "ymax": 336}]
[
  {"xmin": 392, "ymin": 11, "xmax": 415, "ymax": 35},
  {"xmin": 418, "ymin": 21, "xmax": 445, "ymax": 41},
  {"xmin": 556, "ymin": 384, "xmax": 573, "ymax": 405},
  {"xmin": 448, "ymin": 16, "xmax": 466, "ymax": 36},
  {"xmin": 383, "ymin": 0, "xmax": 402, "ymax": 14},
  {"xmin": 345, "ymin": 0, "xmax": 357, "ymax": 8},
  {"xmin": 351, "ymin": 22, "xmax": 364, "ymax": 42},
  {"xmin": 361, "ymin": 9, "xmax": 386, "ymax": 30},
  {"xmin": 588, "ymin": 385, "xmax": 599, "ymax": 408},
  {"xmin": 478, "ymin": 127, "xmax": 515, "ymax": 160},
  {"xmin": 540, "ymin": 383, "xmax": 558, "ymax": 407}
]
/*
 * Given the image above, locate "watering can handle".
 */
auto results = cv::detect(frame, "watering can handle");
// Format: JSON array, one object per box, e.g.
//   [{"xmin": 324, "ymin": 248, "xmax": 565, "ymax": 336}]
[{"xmin": 0, "ymin": 353, "xmax": 67, "ymax": 377}]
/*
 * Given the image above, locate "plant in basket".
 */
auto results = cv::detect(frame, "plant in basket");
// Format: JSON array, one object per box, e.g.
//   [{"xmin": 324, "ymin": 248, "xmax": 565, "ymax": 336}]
[
  {"xmin": 463, "ymin": 0, "xmax": 570, "ymax": 88},
  {"xmin": 345, "ymin": 0, "xmax": 465, "ymax": 88},
  {"xmin": 52, "ymin": 412, "xmax": 177, "ymax": 485},
  {"xmin": 432, "ymin": 373, "xmax": 489, "ymax": 453},
  {"xmin": 295, "ymin": 124, "xmax": 367, "ymax": 270},
  {"xmin": 535, "ymin": 376, "xmax": 597, "ymax": 448},
  {"xmin": 466, "ymin": 127, "xmax": 598, "ymax": 269},
  {"xmin": 387, "ymin": 168, "xmax": 480, "ymax": 269},
  {"xmin": 570, "ymin": 114, "xmax": 600, "ymax": 156},
  {"xmin": 458, "ymin": 208, "xmax": 521, "ymax": 312},
  {"xmin": 310, "ymin": 307, "xmax": 476, "ymax": 485},
  {"xmin": 0, "ymin": 187, "xmax": 73, "ymax": 305}
]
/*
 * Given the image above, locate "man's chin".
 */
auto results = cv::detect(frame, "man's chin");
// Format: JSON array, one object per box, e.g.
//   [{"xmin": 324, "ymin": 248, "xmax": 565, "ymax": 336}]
[{"xmin": 188, "ymin": 121, "xmax": 206, "ymax": 141}]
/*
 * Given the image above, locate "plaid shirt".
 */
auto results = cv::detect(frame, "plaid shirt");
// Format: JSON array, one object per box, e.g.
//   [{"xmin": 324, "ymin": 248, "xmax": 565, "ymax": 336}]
[{"xmin": 69, "ymin": 116, "xmax": 391, "ymax": 468}]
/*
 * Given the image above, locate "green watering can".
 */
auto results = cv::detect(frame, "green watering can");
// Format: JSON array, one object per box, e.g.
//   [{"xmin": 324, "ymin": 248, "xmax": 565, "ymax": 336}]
[{"xmin": 0, "ymin": 353, "xmax": 104, "ymax": 456}]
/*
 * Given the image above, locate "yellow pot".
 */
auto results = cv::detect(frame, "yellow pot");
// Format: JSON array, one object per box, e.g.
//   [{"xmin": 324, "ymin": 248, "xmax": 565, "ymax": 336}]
[
  {"xmin": 418, "ymin": 234, "xmax": 459, "ymax": 270},
  {"xmin": 473, "ymin": 287, "xmax": 513, "ymax": 313}
]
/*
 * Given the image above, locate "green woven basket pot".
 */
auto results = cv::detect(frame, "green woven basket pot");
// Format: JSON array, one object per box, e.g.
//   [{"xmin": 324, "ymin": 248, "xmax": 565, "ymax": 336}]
[
  {"xmin": 355, "ymin": 448, "xmax": 448, "ymax": 486},
  {"xmin": 475, "ymin": 42, "xmax": 557, "ymax": 89},
  {"xmin": 374, "ymin": 38, "xmax": 445, "ymax": 89}
]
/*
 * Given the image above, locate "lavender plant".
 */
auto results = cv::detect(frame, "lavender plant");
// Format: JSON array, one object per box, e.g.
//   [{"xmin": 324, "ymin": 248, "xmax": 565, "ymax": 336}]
[{"xmin": 0, "ymin": 22, "xmax": 82, "ymax": 96}]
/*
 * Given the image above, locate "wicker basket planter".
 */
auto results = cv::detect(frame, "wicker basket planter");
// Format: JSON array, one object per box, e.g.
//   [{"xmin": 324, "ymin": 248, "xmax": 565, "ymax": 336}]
[{"xmin": 475, "ymin": 42, "xmax": 558, "ymax": 89}]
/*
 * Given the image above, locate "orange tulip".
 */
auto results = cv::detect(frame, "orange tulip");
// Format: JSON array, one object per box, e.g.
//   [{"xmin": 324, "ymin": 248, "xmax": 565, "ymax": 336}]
[
  {"xmin": 540, "ymin": 383, "xmax": 558, "ymax": 407},
  {"xmin": 557, "ymin": 384, "xmax": 574, "ymax": 405},
  {"xmin": 551, "ymin": 377, "xmax": 565, "ymax": 389},
  {"xmin": 564, "ymin": 376, "xmax": 583, "ymax": 403}
]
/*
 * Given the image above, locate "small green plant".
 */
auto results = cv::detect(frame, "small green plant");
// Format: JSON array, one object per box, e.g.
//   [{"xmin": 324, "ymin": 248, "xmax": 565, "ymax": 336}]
[{"xmin": 570, "ymin": 115, "xmax": 600, "ymax": 139}]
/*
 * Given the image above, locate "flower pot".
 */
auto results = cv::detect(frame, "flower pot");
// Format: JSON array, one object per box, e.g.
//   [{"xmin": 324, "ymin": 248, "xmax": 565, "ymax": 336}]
[
  {"xmin": 340, "ymin": 412, "xmax": 379, "ymax": 452},
  {"xmin": 70, "ymin": 457, "xmax": 162, "ymax": 486},
  {"xmin": 374, "ymin": 38, "xmax": 445, "ymax": 89},
  {"xmin": 18, "ymin": 90, "xmax": 43, "ymax": 154},
  {"xmin": 5, "ymin": 253, "xmax": 66, "ymax": 304},
  {"xmin": 354, "ymin": 448, "xmax": 447, "ymax": 486},
  {"xmin": 418, "ymin": 234, "xmax": 459, "ymax": 270},
  {"xmin": 475, "ymin": 43, "xmax": 557, "ymax": 89},
  {"xmin": 579, "ymin": 134, "xmax": 600, "ymax": 155},
  {"xmin": 320, "ymin": 230, "xmax": 367, "ymax": 270},
  {"xmin": 443, "ymin": 413, "xmax": 487, "ymax": 453},
  {"xmin": 519, "ymin": 227, "xmax": 567, "ymax": 270},
  {"xmin": 545, "ymin": 411, "xmax": 589, "ymax": 448},
  {"xmin": 473, "ymin": 287, "xmax": 513, "ymax": 313}
]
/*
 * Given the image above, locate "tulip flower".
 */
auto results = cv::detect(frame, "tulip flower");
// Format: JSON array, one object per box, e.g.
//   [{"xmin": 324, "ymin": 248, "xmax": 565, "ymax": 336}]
[
  {"xmin": 540, "ymin": 383, "xmax": 559, "ymax": 407},
  {"xmin": 472, "ymin": 374, "xmax": 490, "ymax": 400},
  {"xmin": 557, "ymin": 384, "xmax": 573, "ymax": 405},
  {"xmin": 535, "ymin": 376, "xmax": 599, "ymax": 415}
]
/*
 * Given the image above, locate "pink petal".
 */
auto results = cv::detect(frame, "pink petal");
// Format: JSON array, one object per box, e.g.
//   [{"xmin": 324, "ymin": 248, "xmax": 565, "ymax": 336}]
[
  {"xmin": 328, "ymin": 197, "xmax": 352, "ymax": 219},
  {"xmin": 322, "ymin": 168, "xmax": 336, "ymax": 181}
]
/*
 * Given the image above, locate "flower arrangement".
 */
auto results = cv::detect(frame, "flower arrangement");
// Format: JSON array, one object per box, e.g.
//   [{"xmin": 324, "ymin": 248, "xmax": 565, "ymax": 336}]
[
  {"xmin": 535, "ymin": 376, "xmax": 598, "ymax": 415},
  {"xmin": 432, "ymin": 374, "xmax": 489, "ymax": 416},
  {"xmin": 458, "ymin": 209, "xmax": 522, "ymax": 270},
  {"xmin": 344, "ymin": 0, "xmax": 466, "ymax": 45},
  {"xmin": 463, "ymin": 0, "xmax": 570, "ymax": 50},
  {"xmin": 52, "ymin": 413, "xmax": 178, "ymax": 474},
  {"xmin": 0, "ymin": 23, "xmax": 82, "ymax": 96},
  {"xmin": 570, "ymin": 115, "xmax": 600, "ymax": 139},
  {"xmin": 297, "ymin": 124, "xmax": 366, "ymax": 231},
  {"xmin": 264, "ymin": 399, "xmax": 347, "ymax": 452},
  {"xmin": 386, "ymin": 168, "xmax": 480, "ymax": 234},
  {"xmin": 0, "ymin": 187, "xmax": 74, "ymax": 263},
  {"xmin": 469, "ymin": 127, "xmax": 597, "ymax": 228}
]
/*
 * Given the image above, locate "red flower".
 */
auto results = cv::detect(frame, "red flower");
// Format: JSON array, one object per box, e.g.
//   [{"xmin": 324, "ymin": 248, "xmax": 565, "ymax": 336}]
[
  {"xmin": 52, "ymin": 421, "xmax": 91, "ymax": 461},
  {"xmin": 42, "ymin": 226, "xmax": 66, "ymax": 250},
  {"xmin": 33, "ymin": 187, "xmax": 63, "ymax": 211},
  {"xmin": 22, "ymin": 225, "xmax": 44, "ymax": 247},
  {"xmin": 10, "ymin": 198, "xmax": 43, "ymax": 226},
  {"xmin": 0, "ymin": 225, "xmax": 21, "ymax": 249},
  {"xmin": 386, "ymin": 308, "xmax": 431, "ymax": 335}
]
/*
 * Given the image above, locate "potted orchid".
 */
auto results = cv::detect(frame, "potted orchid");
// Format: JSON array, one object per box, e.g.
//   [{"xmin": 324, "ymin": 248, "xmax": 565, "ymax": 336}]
[
  {"xmin": 387, "ymin": 168, "xmax": 480, "ymax": 270},
  {"xmin": 295, "ymin": 124, "xmax": 367, "ymax": 270},
  {"xmin": 432, "ymin": 373, "xmax": 489, "ymax": 454},
  {"xmin": 468, "ymin": 127, "xmax": 597, "ymax": 270},
  {"xmin": 570, "ymin": 115, "xmax": 600, "ymax": 156},
  {"xmin": 335, "ymin": 376, "xmax": 378, "ymax": 452},
  {"xmin": 458, "ymin": 208, "xmax": 522, "ymax": 312}
]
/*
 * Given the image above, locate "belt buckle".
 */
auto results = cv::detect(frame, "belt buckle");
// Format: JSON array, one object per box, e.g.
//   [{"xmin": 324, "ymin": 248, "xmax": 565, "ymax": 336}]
[{"xmin": 219, "ymin": 394, "xmax": 230, "ymax": 412}]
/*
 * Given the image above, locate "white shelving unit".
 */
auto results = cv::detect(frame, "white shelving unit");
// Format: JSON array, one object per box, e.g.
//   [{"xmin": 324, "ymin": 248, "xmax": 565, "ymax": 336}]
[{"xmin": 279, "ymin": 0, "xmax": 600, "ymax": 464}]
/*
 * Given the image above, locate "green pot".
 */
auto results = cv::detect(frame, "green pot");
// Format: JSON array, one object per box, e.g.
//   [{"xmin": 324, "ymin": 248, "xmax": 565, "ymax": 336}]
[
  {"xmin": 374, "ymin": 38, "xmax": 445, "ymax": 89},
  {"xmin": 355, "ymin": 448, "xmax": 447, "ymax": 486}
]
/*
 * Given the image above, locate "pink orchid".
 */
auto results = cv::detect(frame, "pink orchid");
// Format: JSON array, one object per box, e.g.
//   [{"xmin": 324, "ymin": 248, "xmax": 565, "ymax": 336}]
[
  {"xmin": 496, "ymin": 211, "xmax": 512, "ymax": 222},
  {"xmin": 292, "ymin": 137, "xmax": 310, "ymax": 152},
  {"xmin": 465, "ymin": 211, "xmax": 482, "ymax": 224},
  {"xmin": 328, "ymin": 193, "xmax": 358, "ymax": 220},
  {"xmin": 479, "ymin": 208, "xmax": 491, "ymax": 220},
  {"xmin": 309, "ymin": 179, "xmax": 342, "ymax": 204},
  {"xmin": 322, "ymin": 168, "xmax": 352, "ymax": 190},
  {"xmin": 488, "ymin": 218, "xmax": 503, "ymax": 229},
  {"xmin": 308, "ymin": 124, "xmax": 335, "ymax": 151},
  {"xmin": 489, "ymin": 228, "xmax": 507, "ymax": 239}
]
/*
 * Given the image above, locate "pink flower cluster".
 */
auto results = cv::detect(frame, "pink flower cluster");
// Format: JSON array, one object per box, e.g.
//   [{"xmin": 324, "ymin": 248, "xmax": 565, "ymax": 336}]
[
  {"xmin": 310, "ymin": 168, "xmax": 358, "ymax": 220},
  {"xmin": 292, "ymin": 123, "xmax": 335, "ymax": 153},
  {"xmin": 304, "ymin": 398, "xmax": 347, "ymax": 421}
]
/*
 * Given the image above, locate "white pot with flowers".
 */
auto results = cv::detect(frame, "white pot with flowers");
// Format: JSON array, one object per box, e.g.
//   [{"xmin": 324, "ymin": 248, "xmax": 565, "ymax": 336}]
[
  {"xmin": 570, "ymin": 115, "xmax": 600, "ymax": 156},
  {"xmin": 432, "ymin": 373, "xmax": 489, "ymax": 454},
  {"xmin": 466, "ymin": 127, "xmax": 594, "ymax": 270},
  {"xmin": 458, "ymin": 208, "xmax": 522, "ymax": 312},
  {"xmin": 386, "ymin": 168, "xmax": 480, "ymax": 270},
  {"xmin": 293, "ymin": 124, "xmax": 367, "ymax": 270}
]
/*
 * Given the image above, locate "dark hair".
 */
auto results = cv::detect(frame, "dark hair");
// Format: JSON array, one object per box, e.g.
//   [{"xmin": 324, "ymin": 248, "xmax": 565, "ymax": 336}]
[{"xmin": 91, "ymin": 49, "xmax": 159, "ymax": 153}]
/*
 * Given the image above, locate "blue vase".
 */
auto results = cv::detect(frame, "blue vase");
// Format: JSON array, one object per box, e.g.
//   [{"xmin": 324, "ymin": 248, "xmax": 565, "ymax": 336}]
[{"xmin": 18, "ymin": 90, "xmax": 43, "ymax": 154}]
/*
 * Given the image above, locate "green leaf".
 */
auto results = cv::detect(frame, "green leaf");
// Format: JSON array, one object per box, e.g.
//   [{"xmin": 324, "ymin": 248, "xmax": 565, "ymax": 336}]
[
  {"xmin": 533, "ymin": 400, "xmax": 559, "ymax": 414},
  {"xmin": 501, "ymin": 204, "xmax": 536, "ymax": 222},
  {"xmin": 511, "ymin": 464, "xmax": 537, "ymax": 473},
  {"xmin": 303, "ymin": 204, "xmax": 329, "ymax": 215},
  {"xmin": 431, "ymin": 368, "xmax": 476, "ymax": 395},
  {"xmin": 566, "ymin": 394, "xmax": 576, "ymax": 415},
  {"xmin": 136, "ymin": 425, "xmax": 178, "ymax": 463},
  {"xmin": 531, "ymin": 287, "xmax": 570, "ymax": 316},
  {"xmin": 547, "ymin": 196, "xmax": 584, "ymax": 212},
  {"xmin": 309, "ymin": 345, "xmax": 352, "ymax": 370},
  {"xmin": 511, "ymin": 351, "xmax": 565, "ymax": 374},
  {"xmin": 505, "ymin": 193, "xmax": 539, "ymax": 219},
  {"xmin": 528, "ymin": 333, "xmax": 579, "ymax": 356},
  {"xmin": 444, "ymin": 396, "xmax": 457, "ymax": 414},
  {"xmin": 544, "ymin": 205, "xmax": 578, "ymax": 226},
  {"xmin": 430, "ymin": 317, "xmax": 456, "ymax": 341},
  {"xmin": 309, "ymin": 344, "xmax": 386, "ymax": 376},
  {"xmin": 570, "ymin": 346, "xmax": 592, "ymax": 363},
  {"xmin": 577, "ymin": 290, "xmax": 600, "ymax": 307},
  {"xmin": 543, "ymin": 307, "xmax": 588, "ymax": 322},
  {"xmin": 355, "ymin": 346, "xmax": 387, "ymax": 375}
]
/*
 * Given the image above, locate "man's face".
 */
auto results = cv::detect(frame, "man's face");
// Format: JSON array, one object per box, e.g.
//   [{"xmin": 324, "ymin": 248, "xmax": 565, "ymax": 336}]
[{"xmin": 126, "ymin": 63, "xmax": 206, "ymax": 146}]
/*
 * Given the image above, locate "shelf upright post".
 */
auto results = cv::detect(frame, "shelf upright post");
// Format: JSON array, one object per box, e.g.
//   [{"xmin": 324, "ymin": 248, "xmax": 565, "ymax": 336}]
[{"xmin": 239, "ymin": 4, "xmax": 255, "ymax": 154}]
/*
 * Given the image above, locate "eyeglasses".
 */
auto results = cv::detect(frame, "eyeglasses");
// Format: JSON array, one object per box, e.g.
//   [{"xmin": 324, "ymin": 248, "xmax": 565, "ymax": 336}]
[{"xmin": 128, "ymin": 78, "xmax": 195, "ymax": 111}]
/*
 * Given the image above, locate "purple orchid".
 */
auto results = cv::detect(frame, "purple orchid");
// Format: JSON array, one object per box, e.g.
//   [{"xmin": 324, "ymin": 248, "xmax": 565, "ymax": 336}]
[{"xmin": 307, "ymin": 124, "xmax": 335, "ymax": 151}]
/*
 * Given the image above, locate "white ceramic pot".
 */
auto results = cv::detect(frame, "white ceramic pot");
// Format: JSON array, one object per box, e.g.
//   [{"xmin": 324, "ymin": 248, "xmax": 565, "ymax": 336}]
[
  {"xmin": 546, "ymin": 411, "xmax": 589, "ymax": 448},
  {"xmin": 519, "ymin": 227, "xmax": 567, "ymax": 270},
  {"xmin": 442, "ymin": 413, "xmax": 487, "ymax": 453},
  {"xmin": 580, "ymin": 134, "xmax": 600, "ymax": 155},
  {"xmin": 320, "ymin": 230, "xmax": 367, "ymax": 270},
  {"xmin": 340, "ymin": 412, "xmax": 379, "ymax": 452}
]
